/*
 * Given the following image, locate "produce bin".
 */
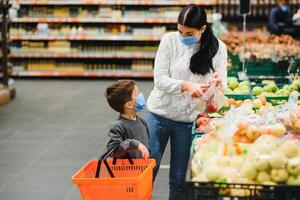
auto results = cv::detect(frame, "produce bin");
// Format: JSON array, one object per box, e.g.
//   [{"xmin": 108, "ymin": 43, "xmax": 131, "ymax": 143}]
[
  {"xmin": 185, "ymin": 158, "xmax": 300, "ymax": 200},
  {"xmin": 225, "ymin": 94, "xmax": 253, "ymax": 101}
]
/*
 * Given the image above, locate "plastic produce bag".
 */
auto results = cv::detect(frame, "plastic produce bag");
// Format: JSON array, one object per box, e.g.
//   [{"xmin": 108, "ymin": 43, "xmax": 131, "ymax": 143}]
[
  {"xmin": 196, "ymin": 81, "xmax": 228, "ymax": 113},
  {"xmin": 272, "ymin": 91, "xmax": 300, "ymax": 133}
]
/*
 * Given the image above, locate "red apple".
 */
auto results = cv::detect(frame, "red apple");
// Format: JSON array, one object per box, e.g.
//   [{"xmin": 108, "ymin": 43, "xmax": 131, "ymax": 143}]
[
  {"xmin": 196, "ymin": 126, "xmax": 207, "ymax": 132},
  {"xmin": 206, "ymin": 102, "xmax": 218, "ymax": 113},
  {"xmin": 197, "ymin": 112, "xmax": 209, "ymax": 119},
  {"xmin": 196, "ymin": 117, "xmax": 210, "ymax": 127}
]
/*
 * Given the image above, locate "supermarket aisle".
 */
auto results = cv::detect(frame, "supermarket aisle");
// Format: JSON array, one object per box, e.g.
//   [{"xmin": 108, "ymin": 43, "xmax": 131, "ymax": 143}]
[{"xmin": 0, "ymin": 80, "xmax": 169, "ymax": 200}]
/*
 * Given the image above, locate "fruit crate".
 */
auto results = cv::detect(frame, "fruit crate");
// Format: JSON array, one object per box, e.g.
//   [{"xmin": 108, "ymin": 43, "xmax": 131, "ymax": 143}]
[
  {"xmin": 246, "ymin": 60, "xmax": 279, "ymax": 76},
  {"xmin": 225, "ymin": 94, "xmax": 253, "ymax": 101},
  {"xmin": 250, "ymin": 84, "xmax": 300, "ymax": 105},
  {"xmin": 249, "ymin": 78, "xmax": 291, "ymax": 85},
  {"xmin": 192, "ymin": 120, "xmax": 206, "ymax": 140},
  {"xmin": 228, "ymin": 52, "xmax": 240, "ymax": 70},
  {"xmin": 185, "ymin": 159, "xmax": 300, "ymax": 200}
]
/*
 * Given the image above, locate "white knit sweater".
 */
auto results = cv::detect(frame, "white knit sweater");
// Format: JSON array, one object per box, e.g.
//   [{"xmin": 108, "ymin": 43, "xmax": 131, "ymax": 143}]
[{"xmin": 146, "ymin": 32, "xmax": 228, "ymax": 123}]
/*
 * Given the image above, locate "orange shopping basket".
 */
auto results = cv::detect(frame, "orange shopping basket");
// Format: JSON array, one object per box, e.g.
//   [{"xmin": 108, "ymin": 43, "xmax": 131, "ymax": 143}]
[{"xmin": 72, "ymin": 147, "xmax": 156, "ymax": 200}]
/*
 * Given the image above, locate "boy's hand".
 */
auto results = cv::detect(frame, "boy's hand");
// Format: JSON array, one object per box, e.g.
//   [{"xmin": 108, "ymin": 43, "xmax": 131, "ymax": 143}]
[{"xmin": 138, "ymin": 143, "xmax": 150, "ymax": 159}]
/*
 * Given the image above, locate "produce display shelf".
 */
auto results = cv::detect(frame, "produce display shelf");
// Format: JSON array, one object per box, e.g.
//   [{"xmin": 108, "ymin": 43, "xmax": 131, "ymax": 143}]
[
  {"xmin": 10, "ymin": 35, "xmax": 162, "ymax": 41},
  {"xmin": 15, "ymin": 0, "xmax": 217, "ymax": 6},
  {"xmin": 191, "ymin": 120, "xmax": 206, "ymax": 140},
  {"xmin": 10, "ymin": 51, "xmax": 156, "ymax": 59},
  {"xmin": 186, "ymin": 136, "xmax": 300, "ymax": 200},
  {"xmin": 11, "ymin": 70, "xmax": 154, "ymax": 78}
]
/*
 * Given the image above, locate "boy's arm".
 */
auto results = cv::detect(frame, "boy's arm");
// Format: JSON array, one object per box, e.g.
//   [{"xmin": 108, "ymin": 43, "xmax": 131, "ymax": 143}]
[{"xmin": 107, "ymin": 124, "xmax": 141, "ymax": 157}]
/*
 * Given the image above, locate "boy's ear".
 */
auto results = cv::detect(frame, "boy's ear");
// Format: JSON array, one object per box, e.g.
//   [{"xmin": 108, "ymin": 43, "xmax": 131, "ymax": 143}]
[{"xmin": 125, "ymin": 101, "xmax": 135, "ymax": 109}]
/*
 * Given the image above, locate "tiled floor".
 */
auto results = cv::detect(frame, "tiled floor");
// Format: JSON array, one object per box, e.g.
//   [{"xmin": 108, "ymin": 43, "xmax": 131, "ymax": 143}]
[{"xmin": 0, "ymin": 80, "xmax": 170, "ymax": 200}]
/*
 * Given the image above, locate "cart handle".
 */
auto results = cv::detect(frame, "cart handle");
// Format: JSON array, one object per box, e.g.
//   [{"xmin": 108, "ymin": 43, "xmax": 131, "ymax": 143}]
[{"xmin": 95, "ymin": 145, "xmax": 134, "ymax": 178}]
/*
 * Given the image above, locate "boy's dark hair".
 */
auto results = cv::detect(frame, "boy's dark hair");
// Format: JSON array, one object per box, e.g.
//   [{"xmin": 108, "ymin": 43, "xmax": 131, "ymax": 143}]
[{"xmin": 105, "ymin": 80, "xmax": 136, "ymax": 114}]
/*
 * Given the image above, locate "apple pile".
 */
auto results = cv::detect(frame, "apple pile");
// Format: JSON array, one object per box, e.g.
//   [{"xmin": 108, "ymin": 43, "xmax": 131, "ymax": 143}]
[
  {"xmin": 241, "ymin": 135, "xmax": 300, "ymax": 185},
  {"xmin": 226, "ymin": 77, "xmax": 251, "ymax": 95},
  {"xmin": 191, "ymin": 134, "xmax": 300, "ymax": 187},
  {"xmin": 252, "ymin": 80, "xmax": 300, "ymax": 98},
  {"xmin": 195, "ymin": 112, "xmax": 211, "ymax": 133},
  {"xmin": 233, "ymin": 121, "xmax": 286, "ymax": 143}
]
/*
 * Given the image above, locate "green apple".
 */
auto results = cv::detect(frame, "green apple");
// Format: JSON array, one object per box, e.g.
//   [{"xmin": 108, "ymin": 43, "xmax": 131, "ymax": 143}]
[
  {"xmin": 286, "ymin": 176, "xmax": 300, "ymax": 185},
  {"xmin": 225, "ymin": 88, "xmax": 233, "ymax": 94},
  {"xmin": 253, "ymin": 99, "xmax": 263, "ymax": 109},
  {"xmin": 287, "ymin": 157, "xmax": 300, "ymax": 175},
  {"xmin": 291, "ymin": 84, "xmax": 299, "ymax": 92},
  {"xmin": 257, "ymin": 171, "xmax": 271, "ymax": 183},
  {"xmin": 253, "ymin": 155, "xmax": 270, "ymax": 171},
  {"xmin": 271, "ymin": 169, "xmax": 289, "ymax": 183},
  {"xmin": 263, "ymin": 85, "xmax": 273, "ymax": 93},
  {"xmin": 283, "ymin": 85, "xmax": 292, "ymax": 91},
  {"xmin": 269, "ymin": 151, "xmax": 287, "ymax": 169},
  {"xmin": 241, "ymin": 162, "xmax": 258, "ymax": 180},
  {"xmin": 280, "ymin": 140, "xmax": 299, "ymax": 158},
  {"xmin": 277, "ymin": 89, "xmax": 290, "ymax": 96},
  {"xmin": 292, "ymin": 79, "xmax": 300, "ymax": 90},
  {"xmin": 270, "ymin": 84, "xmax": 279, "ymax": 93},
  {"xmin": 204, "ymin": 165, "xmax": 221, "ymax": 181},
  {"xmin": 228, "ymin": 77, "xmax": 239, "ymax": 90},
  {"xmin": 253, "ymin": 86, "xmax": 263, "ymax": 96},
  {"xmin": 254, "ymin": 135, "xmax": 279, "ymax": 154}
]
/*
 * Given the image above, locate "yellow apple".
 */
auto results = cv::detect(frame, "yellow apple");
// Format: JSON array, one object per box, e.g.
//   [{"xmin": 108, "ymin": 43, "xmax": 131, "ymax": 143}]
[{"xmin": 269, "ymin": 151, "xmax": 287, "ymax": 169}]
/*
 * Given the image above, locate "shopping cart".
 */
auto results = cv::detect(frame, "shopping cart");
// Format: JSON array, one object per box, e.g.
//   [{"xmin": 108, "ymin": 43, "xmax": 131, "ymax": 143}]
[{"xmin": 72, "ymin": 146, "xmax": 155, "ymax": 200}]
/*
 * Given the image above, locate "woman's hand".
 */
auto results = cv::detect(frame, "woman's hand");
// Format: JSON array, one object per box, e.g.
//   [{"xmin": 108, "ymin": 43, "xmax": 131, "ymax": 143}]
[
  {"xmin": 210, "ymin": 72, "xmax": 222, "ymax": 86},
  {"xmin": 182, "ymin": 81, "xmax": 209, "ymax": 98}
]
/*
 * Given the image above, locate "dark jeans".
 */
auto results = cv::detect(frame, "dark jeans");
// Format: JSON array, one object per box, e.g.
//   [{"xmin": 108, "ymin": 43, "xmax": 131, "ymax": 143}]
[{"xmin": 145, "ymin": 112, "xmax": 192, "ymax": 200}]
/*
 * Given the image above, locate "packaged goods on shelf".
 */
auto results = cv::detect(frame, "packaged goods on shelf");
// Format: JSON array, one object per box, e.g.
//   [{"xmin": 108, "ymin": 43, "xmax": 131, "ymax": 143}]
[{"xmin": 14, "ymin": 59, "xmax": 153, "ymax": 72}]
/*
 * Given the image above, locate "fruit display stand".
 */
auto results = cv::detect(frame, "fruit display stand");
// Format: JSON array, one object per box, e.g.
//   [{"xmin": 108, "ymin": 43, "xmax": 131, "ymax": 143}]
[
  {"xmin": 251, "ymin": 80, "xmax": 300, "ymax": 105},
  {"xmin": 186, "ymin": 94, "xmax": 300, "ymax": 200},
  {"xmin": 225, "ymin": 77, "xmax": 252, "ymax": 100}
]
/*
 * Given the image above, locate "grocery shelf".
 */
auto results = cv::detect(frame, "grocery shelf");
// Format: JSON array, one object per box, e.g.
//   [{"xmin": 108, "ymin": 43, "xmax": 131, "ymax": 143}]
[
  {"xmin": 11, "ymin": 17, "xmax": 179, "ymax": 24},
  {"xmin": 10, "ymin": 35, "xmax": 162, "ymax": 41},
  {"xmin": 12, "ymin": 70, "xmax": 154, "ymax": 78},
  {"xmin": 14, "ymin": 0, "xmax": 217, "ymax": 6},
  {"xmin": 10, "ymin": 51, "xmax": 156, "ymax": 59}
]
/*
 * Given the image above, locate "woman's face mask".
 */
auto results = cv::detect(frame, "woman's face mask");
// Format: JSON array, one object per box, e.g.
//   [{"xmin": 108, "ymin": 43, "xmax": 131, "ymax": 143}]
[
  {"xmin": 177, "ymin": 24, "xmax": 206, "ymax": 47},
  {"xmin": 179, "ymin": 34, "xmax": 199, "ymax": 46}
]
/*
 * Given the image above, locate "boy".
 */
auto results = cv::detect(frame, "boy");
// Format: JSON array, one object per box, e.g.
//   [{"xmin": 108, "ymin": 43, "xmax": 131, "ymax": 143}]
[{"xmin": 105, "ymin": 80, "xmax": 150, "ymax": 159}]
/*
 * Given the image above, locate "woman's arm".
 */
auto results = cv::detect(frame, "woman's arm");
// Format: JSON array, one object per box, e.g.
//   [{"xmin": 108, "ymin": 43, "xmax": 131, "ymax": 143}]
[
  {"xmin": 213, "ymin": 41, "xmax": 228, "ymax": 91},
  {"xmin": 154, "ymin": 34, "xmax": 185, "ymax": 94}
]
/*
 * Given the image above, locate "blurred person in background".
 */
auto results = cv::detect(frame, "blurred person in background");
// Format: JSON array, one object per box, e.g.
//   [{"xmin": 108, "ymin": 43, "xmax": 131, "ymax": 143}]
[{"xmin": 268, "ymin": 0, "xmax": 290, "ymax": 35}]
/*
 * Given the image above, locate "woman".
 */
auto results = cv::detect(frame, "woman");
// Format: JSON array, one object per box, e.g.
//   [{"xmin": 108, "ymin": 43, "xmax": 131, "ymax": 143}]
[{"xmin": 145, "ymin": 4, "xmax": 227, "ymax": 200}]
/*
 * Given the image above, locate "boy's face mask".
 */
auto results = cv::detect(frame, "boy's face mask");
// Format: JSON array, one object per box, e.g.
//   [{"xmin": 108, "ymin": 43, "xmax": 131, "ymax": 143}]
[{"xmin": 133, "ymin": 93, "xmax": 145, "ymax": 112}]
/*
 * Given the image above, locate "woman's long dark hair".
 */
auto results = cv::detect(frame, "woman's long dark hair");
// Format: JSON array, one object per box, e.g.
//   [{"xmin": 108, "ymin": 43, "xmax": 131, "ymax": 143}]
[{"xmin": 178, "ymin": 5, "xmax": 219, "ymax": 76}]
